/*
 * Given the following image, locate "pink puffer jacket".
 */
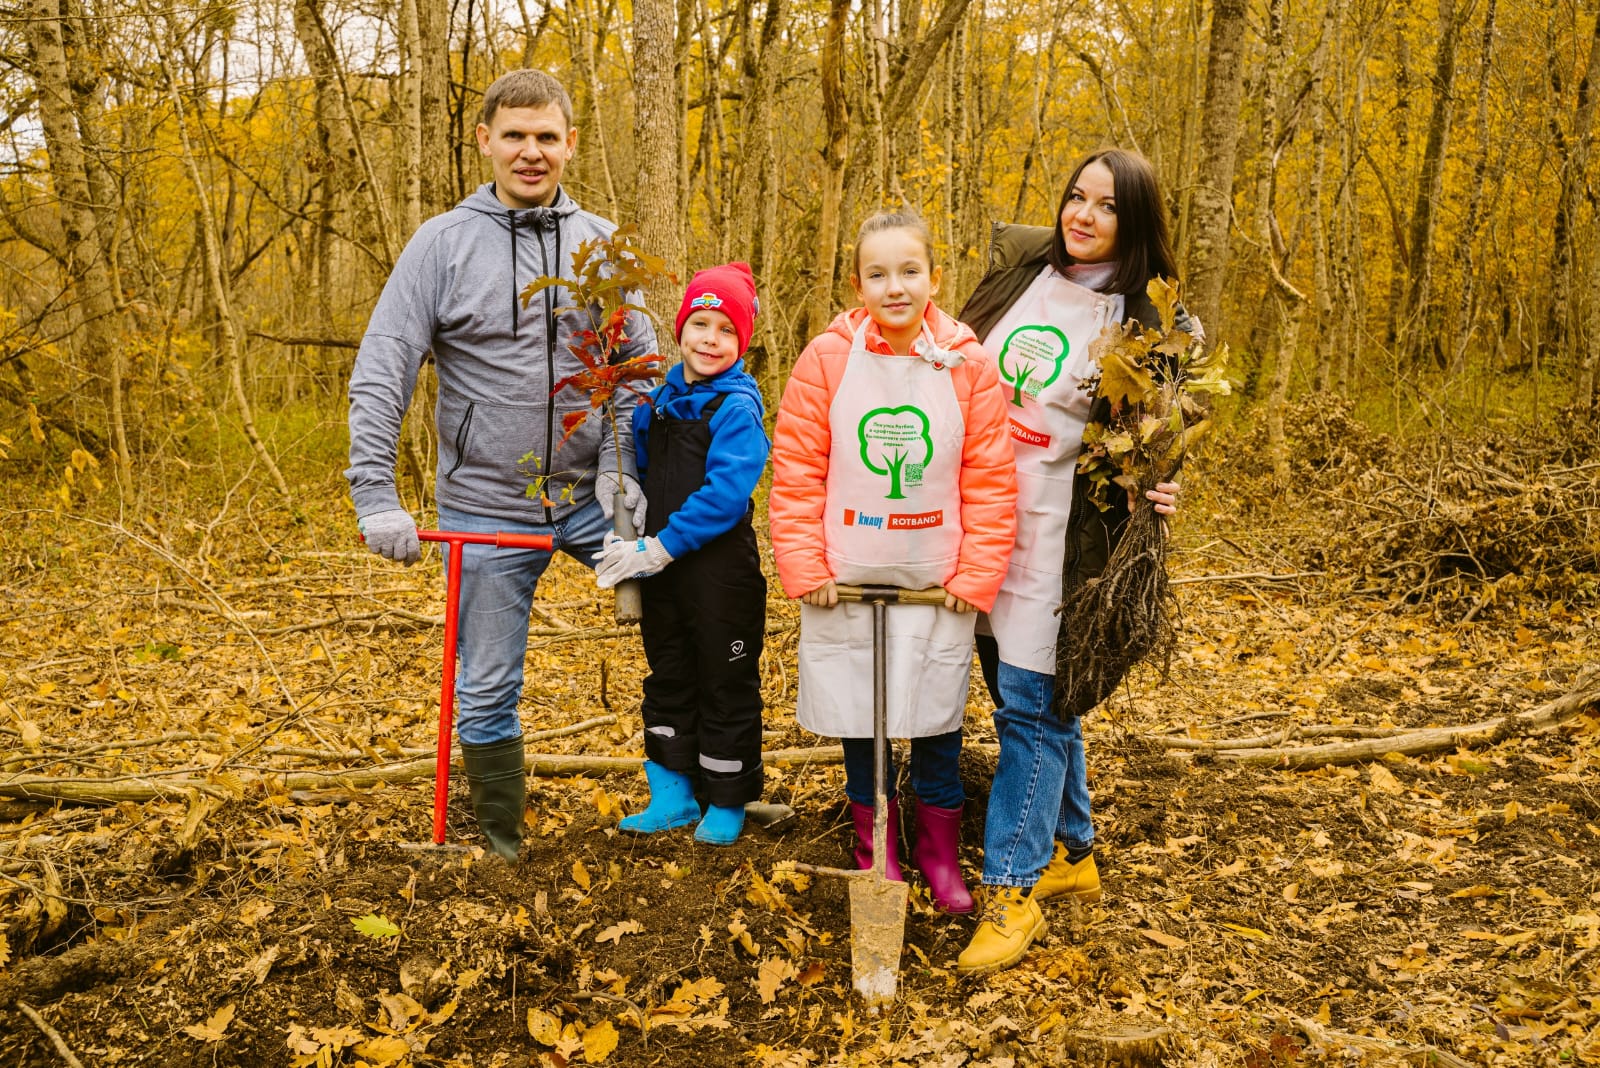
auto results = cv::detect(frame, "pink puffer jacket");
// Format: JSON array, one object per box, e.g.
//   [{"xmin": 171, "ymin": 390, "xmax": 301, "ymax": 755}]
[{"xmin": 770, "ymin": 303, "xmax": 1018, "ymax": 609}]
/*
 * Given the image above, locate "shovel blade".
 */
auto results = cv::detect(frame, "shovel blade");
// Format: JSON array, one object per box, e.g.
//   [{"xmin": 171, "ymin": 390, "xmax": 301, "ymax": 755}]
[{"xmin": 848, "ymin": 876, "xmax": 909, "ymax": 1009}]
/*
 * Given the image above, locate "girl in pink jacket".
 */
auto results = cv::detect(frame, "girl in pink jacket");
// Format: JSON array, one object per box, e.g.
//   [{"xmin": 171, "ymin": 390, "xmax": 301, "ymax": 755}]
[{"xmin": 770, "ymin": 211, "xmax": 1017, "ymax": 914}]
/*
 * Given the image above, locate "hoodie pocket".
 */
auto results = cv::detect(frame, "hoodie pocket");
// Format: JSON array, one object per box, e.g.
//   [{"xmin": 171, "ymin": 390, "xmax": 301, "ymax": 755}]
[{"xmin": 438, "ymin": 391, "xmax": 550, "ymax": 505}]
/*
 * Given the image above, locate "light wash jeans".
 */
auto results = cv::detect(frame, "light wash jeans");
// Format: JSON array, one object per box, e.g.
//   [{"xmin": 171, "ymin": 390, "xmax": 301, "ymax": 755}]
[
  {"xmin": 981, "ymin": 659, "xmax": 1094, "ymax": 887},
  {"xmin": 841, "ymin": 729, "xmax": 964, "ymax": 809},
  {"xmin": 436, "ymin": 500, "xmax": 609, "ymax": 746}
]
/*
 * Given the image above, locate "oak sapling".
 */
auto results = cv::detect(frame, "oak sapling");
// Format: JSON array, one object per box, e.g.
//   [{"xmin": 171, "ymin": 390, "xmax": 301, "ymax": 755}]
[
  {"xmin": 519, "ymin": 225, "xmax": 673, "ymax": 624},
  {"xmin": 1054, "ymin": 277, "xmax": 1231, "ymax": 718}
]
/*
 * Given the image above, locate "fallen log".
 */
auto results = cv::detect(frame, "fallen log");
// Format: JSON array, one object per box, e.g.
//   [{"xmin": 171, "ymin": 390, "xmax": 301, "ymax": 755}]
[
  {"xmin": 1292, "ymin": 1014, "xmax": 1474, "ymax": 1068},
  {"xmin": 0, "ymin": 744, "xmax": 857, "ymax": 806},
  {"xmin": 1173, "ymin": 665, "xmax": 1599, "ymax": 770},
  {"xmin": 0, "ymin": 912, "xmax": 185, "ymax": 1010}
]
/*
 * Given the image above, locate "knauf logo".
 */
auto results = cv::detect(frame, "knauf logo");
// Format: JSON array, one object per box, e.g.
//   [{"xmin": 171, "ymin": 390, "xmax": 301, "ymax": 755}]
[
  {"xmin": 690, "ymin": 293, "xmax": 723, "ymax": 310},
  {"xmin": 843, "ymin": 508, "xmax": 884, "ymax": 529}
]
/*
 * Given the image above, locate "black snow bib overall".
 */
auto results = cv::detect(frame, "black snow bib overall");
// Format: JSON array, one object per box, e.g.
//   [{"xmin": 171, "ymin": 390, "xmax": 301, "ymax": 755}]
[{"xmin": 637, "ymin": 392, "xmax": 766, "ymax": 807}]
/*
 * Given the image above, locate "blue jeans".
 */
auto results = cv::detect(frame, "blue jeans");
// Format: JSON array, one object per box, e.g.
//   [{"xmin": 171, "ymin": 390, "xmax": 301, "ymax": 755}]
[
  {"xmin": 437, "ymin": 500, "xmax": 610, "ymax": 746},
  {"xmin": 841, "ymin": 730, "xmax": 964, "ymax": 810},
  {"xmin": 981, "ymin": 660, "xmax": 1093, "ymax": 887}
]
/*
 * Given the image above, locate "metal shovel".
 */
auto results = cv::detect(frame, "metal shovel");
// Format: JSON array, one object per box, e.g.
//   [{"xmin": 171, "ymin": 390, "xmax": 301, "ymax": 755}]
[{"xmin": 797, "ymin": 583, "xmax": 947, "ymax": 1010}]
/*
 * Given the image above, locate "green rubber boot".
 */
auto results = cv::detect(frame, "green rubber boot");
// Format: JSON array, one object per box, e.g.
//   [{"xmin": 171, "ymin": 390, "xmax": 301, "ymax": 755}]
[{"xmin": 460, "ymin": 736, "xmax": 526, "ymax": 861}]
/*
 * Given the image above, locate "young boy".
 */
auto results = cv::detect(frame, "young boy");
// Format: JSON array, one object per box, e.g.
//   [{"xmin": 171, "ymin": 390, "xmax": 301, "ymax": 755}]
[{"xmin": 594, "ymin": 263, "xmax": 770, "ymax": 845}]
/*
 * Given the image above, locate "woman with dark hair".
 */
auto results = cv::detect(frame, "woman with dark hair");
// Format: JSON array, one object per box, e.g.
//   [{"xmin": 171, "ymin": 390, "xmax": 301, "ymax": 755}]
[{"xmin": 954, "ymin": 148, "xmax": 1195, "ymax": 974}]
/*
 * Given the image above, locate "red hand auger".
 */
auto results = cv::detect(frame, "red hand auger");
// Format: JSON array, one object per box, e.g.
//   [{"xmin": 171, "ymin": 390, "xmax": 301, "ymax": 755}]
[{"xmin": 416, "ymin": 529, "xmax": 554, "ymax": 845}]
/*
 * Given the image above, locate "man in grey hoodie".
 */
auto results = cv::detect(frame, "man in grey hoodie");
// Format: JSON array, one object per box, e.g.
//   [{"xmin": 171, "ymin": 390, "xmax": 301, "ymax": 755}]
[{"xmin": 345, "ymin": 69, "xmax": 658, "ymax": 861}]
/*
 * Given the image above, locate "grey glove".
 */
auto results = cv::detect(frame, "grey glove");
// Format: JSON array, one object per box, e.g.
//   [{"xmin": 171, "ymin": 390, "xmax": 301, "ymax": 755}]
[
  {"xmin": 596, "ymin": 471, "xmax": 648, "ymax": 534},
  {"xmin": 357, "ymin": 508, "xmax": 421, "ymax": 565},
  {"xmin": 592, "ymin": 531, "xmax": 672, "ymax": 588}
]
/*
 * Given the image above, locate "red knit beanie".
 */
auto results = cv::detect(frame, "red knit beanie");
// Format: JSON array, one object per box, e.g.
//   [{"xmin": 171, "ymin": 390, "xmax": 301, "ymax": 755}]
[{"xmin": 675, "ymin": 262, "xmax": 759, "ymax": 356}]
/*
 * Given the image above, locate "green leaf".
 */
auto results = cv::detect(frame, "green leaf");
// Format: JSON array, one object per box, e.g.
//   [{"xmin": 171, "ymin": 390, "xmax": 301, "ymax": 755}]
[{"xmin": 352, "ymin": 913, "xmax": 401, "ymax": 939}]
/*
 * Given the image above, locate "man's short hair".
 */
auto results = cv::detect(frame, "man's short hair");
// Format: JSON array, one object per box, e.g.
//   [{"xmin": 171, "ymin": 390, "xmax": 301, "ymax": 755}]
[{"xmin": 480, "ymin": 70, "xmax": 574, "ymax": 129}]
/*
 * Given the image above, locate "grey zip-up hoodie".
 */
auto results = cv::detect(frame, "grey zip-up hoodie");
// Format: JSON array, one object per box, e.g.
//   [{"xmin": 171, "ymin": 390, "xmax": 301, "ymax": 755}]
[{"xmin": 346, "ymin": 183, "xmax": 658, "ymax": 524}]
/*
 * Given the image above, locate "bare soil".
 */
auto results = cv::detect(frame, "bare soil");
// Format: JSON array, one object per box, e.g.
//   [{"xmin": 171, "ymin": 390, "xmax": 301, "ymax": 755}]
[{"xmin": 2, "ymin": 461, "xmax": 1597, "ymax": 1066}]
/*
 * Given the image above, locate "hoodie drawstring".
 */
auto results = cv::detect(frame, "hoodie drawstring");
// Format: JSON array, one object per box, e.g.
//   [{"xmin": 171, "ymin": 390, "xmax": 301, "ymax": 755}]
[{"xmin": 509, "ymin": 210, "xmax": 519, "ymax": 339}]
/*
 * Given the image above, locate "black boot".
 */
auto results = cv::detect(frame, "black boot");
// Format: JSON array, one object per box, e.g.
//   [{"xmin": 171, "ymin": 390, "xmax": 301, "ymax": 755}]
[{"xmin": 460, "ymin": 736, "xmax": 526, "ymax": 861}]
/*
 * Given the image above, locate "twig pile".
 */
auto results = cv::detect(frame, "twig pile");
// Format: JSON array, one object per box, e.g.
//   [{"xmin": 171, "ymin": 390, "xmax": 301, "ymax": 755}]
[{"xmin": 1216, "ymin": 393, "xmax": 1600, "ymax": 612}]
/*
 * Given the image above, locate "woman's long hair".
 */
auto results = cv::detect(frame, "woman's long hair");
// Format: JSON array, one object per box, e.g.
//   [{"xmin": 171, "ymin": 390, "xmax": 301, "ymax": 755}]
[{"xmin": 1047, "ymin": 148, "xmax": 1178, "ymax": 295}]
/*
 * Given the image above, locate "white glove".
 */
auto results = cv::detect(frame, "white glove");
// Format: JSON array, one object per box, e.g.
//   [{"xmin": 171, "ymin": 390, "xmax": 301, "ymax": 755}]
[
  {"xmin": 357, "ymin": 509, "xmax": 421, "ymax": 565},
  {"xmin": 592, "ymin": 531, "xmax": 672, "ymax": 588},
  {"xmin": 596, "ymin": 471, "xmax": 648, "ymax": 534}
]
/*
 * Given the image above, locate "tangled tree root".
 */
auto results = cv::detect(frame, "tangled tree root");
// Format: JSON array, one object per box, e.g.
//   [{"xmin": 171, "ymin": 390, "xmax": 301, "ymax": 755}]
[{"xmin": 1054, "ymin": 502, "xmax": 1179, "ymax": 719}]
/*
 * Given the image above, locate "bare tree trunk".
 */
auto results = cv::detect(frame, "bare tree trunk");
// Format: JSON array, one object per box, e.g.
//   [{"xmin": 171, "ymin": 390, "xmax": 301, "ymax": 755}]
[
  {"xmin": 400, "ymin": 0, "xmax": 452, "ymax": 226},
  {"xmin": 1253, "ymin": 0, "xmax": 1306, "ymax": 486},
  {"xmin": 729, "ymin": 0, "xmax": 786, "ymax": 376},
  {"xmin": 632, "ymin": 0, "xmax": 683, "ymax": 342},
  {"xmin": 1174, "ymin": 0, "xmax": 1206, "ymax": 271},
  {"xmin": 807, "ymin": 0, "xmax": 850, "ymax": 340},
  {"xmin": 1384, "ymin": 27, "xmax": 1412, "ymax": 349},
  {"xmin": 1548, "ymin": 7, "xmax": 1600, "ymax": 368},
  {"xmin": 697, "ymin": 0, "xmax": 730, "ymax": 258},
  {"xmin": 143, "ymin": 0, "xmax": 292, "ymax": 498},
  {"xmin": 1308, "ymin": 0, "xmax": 1339, "ymax": 392},
  {"xmin": 409, "ymin": 0, "xmax": 449, "ymax": 511},
  {"xmin": 567, "ymin": 0, "xmax": 620, "ymax": 219},
  {"xmin": 1185, "ymin": 0, "xmax": 1249, "ymax": 343},
  {"xmin": 25, "ymin": 0, "xmax": 132, "ymax": 496},
  {"xmin": 400, "ymin": 0, "xmax": 424, "ymax": 236},
  {"xmin": 1398, "ymin": 0, "xmax": 1463, "ymax": 367},
  {"xmin": 292, "ymin": 0, "xmax": 397, "ymax": 269},
  {"xmin": 1580, "ymin": 247, "xmax": 1600, "ymax": 418},
  {"xmin": 730, "ymin": 0, "xmax": 784, "ymax": 268},
  {"xmin": 1449, "ymin": 0, "xmax": 1499, "ymax": 376},
  {"xmin": 838, "ymin": 0, "xmax": 974, "ymax": 237},
  {"xmin": 864, "ymin": 0, "xmax": 890, "ymax": 204}
]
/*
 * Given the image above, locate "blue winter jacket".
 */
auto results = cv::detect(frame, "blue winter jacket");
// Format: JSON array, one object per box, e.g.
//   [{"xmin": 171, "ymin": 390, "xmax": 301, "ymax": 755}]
[{"xmin": 633, "ymin": 360, "xmax": 770, "ymax": 560}]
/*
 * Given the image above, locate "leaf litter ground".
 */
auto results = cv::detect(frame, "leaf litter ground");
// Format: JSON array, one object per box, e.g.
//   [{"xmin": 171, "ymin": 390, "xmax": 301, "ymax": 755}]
[{"xmin": 1, "ymin": 447, "xmax": 1597, "ymax": 1066}]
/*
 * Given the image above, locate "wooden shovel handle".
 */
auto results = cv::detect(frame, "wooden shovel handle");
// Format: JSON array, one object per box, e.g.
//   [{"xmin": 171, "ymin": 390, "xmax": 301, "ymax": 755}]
[{"xmin": 832, "ymin": 584, "xmax": 949, "ymax": 606}]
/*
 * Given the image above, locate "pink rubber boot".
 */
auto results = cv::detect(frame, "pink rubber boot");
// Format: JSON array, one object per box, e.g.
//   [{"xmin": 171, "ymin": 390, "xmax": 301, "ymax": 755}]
[
  {"xmin": 849, "ymin": 797, "xmax": 904, "ymax": 881},
  {"xmin": 912, "ymin": 802, "xmax": 974, "ymax": 914}
]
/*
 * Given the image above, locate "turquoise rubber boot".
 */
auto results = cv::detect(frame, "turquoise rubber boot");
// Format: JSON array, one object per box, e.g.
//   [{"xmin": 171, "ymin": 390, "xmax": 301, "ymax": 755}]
[
  {"xmin": 694, "ymin": 804, "xmax": 746, "ymax": 846},
  {"xmin": 619, "ymin": 760, "xmax": 700, "ymax": 833}
]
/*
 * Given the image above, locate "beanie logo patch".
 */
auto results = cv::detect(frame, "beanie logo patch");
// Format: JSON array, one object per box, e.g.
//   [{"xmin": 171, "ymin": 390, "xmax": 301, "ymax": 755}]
[{"xmin": 689, "ymin": 293, "xmax": 724, "ymax": 310}]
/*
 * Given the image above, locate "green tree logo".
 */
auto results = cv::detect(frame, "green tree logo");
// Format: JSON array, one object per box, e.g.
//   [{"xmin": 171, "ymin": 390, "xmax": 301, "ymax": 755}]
[
  {"xmin": 997, "ymin": 325, "xmax": 1069, "ymax": 406},
  {"xmin": 858, "ymin": 405, "xmax": 933, "ymax": 500}
]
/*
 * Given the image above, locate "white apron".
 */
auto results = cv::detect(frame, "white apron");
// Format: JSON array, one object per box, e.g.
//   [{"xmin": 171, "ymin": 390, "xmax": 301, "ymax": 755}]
[
  {"xmin": 796, "ymin": 321, "xmax": 976, "ymax": 738},
  {"xmin": 978, "ymin": 268, "xmax": 1118, "ymax": 675}
]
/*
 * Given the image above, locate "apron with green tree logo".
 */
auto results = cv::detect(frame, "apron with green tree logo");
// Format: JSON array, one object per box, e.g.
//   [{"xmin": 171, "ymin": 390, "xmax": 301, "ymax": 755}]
[
  {"xmin": 796, "ymin": 319, "xmax": 975, "ymax": 738},
  {"xmin": 979, "ymin": 269, "xmax": 1115, "ymax": 675}
]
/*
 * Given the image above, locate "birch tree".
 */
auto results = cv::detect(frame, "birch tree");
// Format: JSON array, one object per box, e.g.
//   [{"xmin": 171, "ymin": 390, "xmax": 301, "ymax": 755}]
[{"xmin": 24, "ymin": 0, "xmax": 131, "ymax": 494}]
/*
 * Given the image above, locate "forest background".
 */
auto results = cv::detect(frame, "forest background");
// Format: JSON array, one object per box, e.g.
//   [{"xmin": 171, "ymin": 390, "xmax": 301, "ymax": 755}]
[
  {"xmin": 6, "ymin": 0, "xmax": 1600, "ymax": 475},
  {"xmin": 2, "ymin": 0, "xmax": 1600, "ymax": 1064}
]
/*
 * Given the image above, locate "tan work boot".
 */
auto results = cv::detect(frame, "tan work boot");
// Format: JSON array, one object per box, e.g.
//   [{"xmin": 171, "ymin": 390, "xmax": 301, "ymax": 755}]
[
  {"xmin": 956, "ymin": 886, "xmax": 1046, "ymax": 975},
  {"xmin": 1032, "ymin": 841, "xmax": 1102, "ymax": 903}
]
